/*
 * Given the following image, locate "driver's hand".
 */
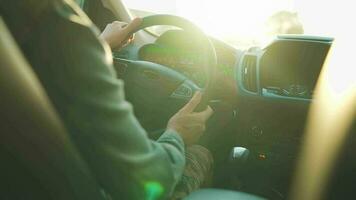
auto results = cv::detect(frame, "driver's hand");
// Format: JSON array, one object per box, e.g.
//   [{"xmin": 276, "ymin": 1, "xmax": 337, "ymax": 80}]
[
  {"xmin": 99, "ymin": 18, "xmax": 142, "ymax": 49},
  {"xmin": 167, "ymin": 92, "xmax": 213, "ymax": 146}
]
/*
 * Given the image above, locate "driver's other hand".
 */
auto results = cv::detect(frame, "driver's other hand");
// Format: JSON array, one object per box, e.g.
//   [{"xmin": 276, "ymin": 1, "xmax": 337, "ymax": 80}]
[
  {"xmin": 167, "ymin": 91, "xmax": 214, "ymax": 146},
  {"xmin": 99, "ymin": 18, "xmax": 142, "ymax": 49}
]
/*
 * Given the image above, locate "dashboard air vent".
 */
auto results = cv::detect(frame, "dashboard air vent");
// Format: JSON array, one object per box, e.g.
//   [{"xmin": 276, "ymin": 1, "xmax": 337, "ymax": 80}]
[{"xmin": 242, "ymin": 55, "xmax": 258, "ymax": 92}]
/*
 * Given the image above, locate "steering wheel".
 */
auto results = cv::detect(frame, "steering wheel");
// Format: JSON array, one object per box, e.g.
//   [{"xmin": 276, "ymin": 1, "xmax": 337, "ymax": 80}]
[{"xmin": 114, "ymin": 15, "xmax": 217, "ymax": 112}]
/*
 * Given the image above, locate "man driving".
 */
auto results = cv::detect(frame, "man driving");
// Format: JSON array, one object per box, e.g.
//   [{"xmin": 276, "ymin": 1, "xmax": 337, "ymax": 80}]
[{"xmin": 1, "ymin": 0, "xmax": 213, "ymax": 199}]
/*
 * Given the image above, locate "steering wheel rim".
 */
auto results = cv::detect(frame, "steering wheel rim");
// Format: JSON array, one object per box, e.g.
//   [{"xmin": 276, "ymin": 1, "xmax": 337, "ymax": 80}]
[{"xmin": 130, "ymin": 14, "xmax": 218, "ymax": 110}]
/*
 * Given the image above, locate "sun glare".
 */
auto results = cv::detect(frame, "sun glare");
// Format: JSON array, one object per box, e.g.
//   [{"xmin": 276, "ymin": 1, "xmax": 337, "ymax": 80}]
[
  {"xmin": 175, "ymin": 0, "xmax": 294, "ymax": 45},
  {"xmin": 125, "ymin": 0, "xmax": 298, "ymax": 48}
]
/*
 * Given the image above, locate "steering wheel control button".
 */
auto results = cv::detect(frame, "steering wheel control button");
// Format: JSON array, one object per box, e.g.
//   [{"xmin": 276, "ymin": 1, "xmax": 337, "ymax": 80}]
[
  {"xmin": 251, "ymin": 126, "xmax": 263, "ymax": 137},
  {"xmin": 170, "ymin": 81, "xmax": 193, "ymax": 99}
]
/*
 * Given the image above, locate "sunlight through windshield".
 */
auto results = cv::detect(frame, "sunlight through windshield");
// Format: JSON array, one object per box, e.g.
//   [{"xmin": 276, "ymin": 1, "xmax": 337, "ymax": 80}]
[
  {"xmin": 124, "ymin": 0, "xmax": 338, "ymax": 49},
  {"xmin": 125, "ymin": 0, "xmax": 296, "ymax": 48}
]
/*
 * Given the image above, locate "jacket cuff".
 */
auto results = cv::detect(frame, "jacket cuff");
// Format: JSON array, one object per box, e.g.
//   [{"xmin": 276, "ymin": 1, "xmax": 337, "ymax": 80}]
[{"xmin": 157, "ymin": 129, "xmax": 185, "ymax": 150}]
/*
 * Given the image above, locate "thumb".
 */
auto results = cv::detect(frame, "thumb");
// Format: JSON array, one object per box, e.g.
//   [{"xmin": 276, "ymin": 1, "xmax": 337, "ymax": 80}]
[
  {"xmin": 122, "ymin": 18, "xmax": 142, "ymax": 35},
  {"xmin": 194, "ymin": 106, "xmax": 213, "ymax": 121},
  {"xmin": 180, "ymin": 91, "xmax": 202, "ymax": 113}
]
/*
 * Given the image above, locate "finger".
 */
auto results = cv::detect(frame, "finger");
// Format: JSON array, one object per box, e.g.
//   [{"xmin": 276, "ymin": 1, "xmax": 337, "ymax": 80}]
[
  {"xmin": 120, "ymin": 35, "xmax": 134, "ymax": 47},
  {"xmin": 122, "ymin": 18, "xmax": 142, "ymax": 35},
  {"xmin": 119, "ymin": 39, "xmax": 131, "ymax": 48},
  {"xmin": 180, "ymin": 91, "xmax": 202, "ymax": 113},
  {"xmin": 193, "ymin": 106, "xmax": 213, "ymax": 121},
  {"xmin": 111, "ymin": 21, "xmax": 128, "ymax": 28}
]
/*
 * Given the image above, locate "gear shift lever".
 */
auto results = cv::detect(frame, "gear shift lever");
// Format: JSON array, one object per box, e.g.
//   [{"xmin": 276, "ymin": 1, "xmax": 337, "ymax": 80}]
[
  {"xmin": 230, "ymin": 147, "xmax": 250, "ymax": 164},
  {"xmin": 215, "ymin": 147, "xmax": 250, "ymax": 190}
]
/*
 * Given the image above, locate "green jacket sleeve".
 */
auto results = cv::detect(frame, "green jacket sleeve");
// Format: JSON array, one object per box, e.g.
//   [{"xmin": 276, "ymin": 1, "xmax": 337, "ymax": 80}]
[{"xmin": 23, "ymin": 2, "xmax": 185, "ymax": 200}]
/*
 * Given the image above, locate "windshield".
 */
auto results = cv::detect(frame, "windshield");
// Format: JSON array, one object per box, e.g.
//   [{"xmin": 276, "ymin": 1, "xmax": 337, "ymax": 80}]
[{"xmin": 124, "ymin": 0, "xmax": 335, "ymax": 49}]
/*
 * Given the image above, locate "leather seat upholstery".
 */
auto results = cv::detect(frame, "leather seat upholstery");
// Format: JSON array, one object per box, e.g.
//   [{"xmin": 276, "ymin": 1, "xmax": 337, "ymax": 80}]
[{"xmin": 0, "ymin": 18, "xmax": 104, "ymax": 200}]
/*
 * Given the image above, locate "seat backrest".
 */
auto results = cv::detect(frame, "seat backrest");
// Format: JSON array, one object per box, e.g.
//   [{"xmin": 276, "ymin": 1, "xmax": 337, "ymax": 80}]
[{"xmin": 0, "ymin": 18, "xmax": 104, "ymax": 200}]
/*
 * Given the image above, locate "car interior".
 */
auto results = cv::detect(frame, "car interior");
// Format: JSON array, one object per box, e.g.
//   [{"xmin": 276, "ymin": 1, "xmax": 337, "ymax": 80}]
[{"xmin": 0, "ymin": 0, "xmax": 355, "ymax": 200}]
